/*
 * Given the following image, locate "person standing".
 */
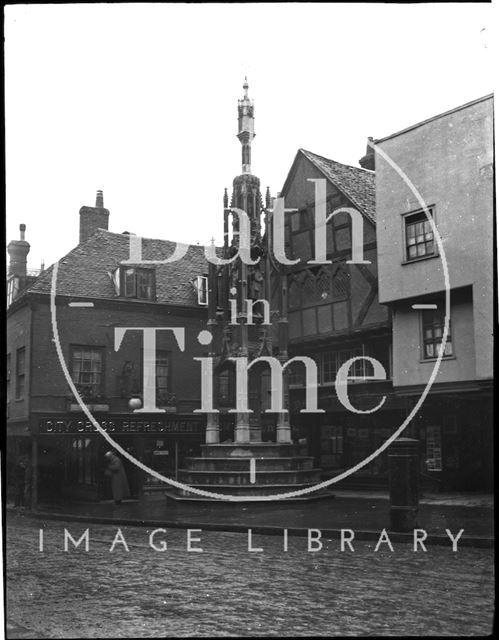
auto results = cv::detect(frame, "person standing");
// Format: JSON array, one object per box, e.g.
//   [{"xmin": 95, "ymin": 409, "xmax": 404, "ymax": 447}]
[{"xmin": 104, "ymin": 451, "xmax": 130, "ymax": 504}]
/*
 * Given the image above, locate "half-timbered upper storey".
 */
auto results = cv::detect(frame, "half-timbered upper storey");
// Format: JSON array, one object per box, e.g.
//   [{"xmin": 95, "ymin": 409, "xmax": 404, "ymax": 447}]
[{"xmin": 277, "ymin": 148, "xmax": 389, "ymax": 349}]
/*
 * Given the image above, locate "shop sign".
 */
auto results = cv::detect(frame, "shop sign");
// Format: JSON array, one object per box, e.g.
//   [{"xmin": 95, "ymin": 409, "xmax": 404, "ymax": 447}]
[{"xmin": 39, "ymin": 418, "xmax": 204, "ymax": 435}]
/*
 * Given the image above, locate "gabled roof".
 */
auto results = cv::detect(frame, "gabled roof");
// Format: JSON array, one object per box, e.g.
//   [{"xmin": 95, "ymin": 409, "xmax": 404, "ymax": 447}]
[
  {"xmin": 27, "ymin": 229, "xmax": 209, "ymax": 307},
  {"xmin": 283, "ymin": 148, "xmax": 376, "ymax": 224}
]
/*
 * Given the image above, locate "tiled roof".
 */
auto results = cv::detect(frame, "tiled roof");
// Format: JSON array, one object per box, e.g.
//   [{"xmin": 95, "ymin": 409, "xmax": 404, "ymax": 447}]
[
  {"xmin": 299, "ymin": 149, "xmax": 376, "ymax": 223},
  {"xmin": 28, "ymin": 230, "xmax": 209, "ymax": 306}
]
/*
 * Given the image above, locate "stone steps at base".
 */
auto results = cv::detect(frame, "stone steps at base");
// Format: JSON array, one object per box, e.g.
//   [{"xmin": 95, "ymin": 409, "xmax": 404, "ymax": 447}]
[
  {"xmin": 178, "ymin": 468, "xmax": 322, "ymax": 486},
  {"xmin": 174, "ymin": 481, "xmax": 323, "ymax": 496},
  {"xmin": 183, "ymin": 456, "xmax": 315, "ymax": 471},
  {"xmin": 162, "ymin": 488, "xmax": 336, "ymax": 502},
  {"xmin": 200, "ymin": 443, "xmax": 299, "ymax": 458}
]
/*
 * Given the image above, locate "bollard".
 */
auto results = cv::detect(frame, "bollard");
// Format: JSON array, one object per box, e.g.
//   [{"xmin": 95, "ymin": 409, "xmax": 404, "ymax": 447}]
[{"xmin": 388, "ymin": 437, "xmax": 420, "ymax": 532}]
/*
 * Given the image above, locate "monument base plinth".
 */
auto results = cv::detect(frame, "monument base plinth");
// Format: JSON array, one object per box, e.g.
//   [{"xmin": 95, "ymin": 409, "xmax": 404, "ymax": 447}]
[{"xmin": 163, "ymin": 442, "xmax": 334, "ymax": 502}]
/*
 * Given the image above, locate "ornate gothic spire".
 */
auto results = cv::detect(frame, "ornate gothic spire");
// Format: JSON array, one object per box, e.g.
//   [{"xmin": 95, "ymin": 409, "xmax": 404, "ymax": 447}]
[{"xmin": 237, "ymin": 77, "xmax": 255, "ymax": 174}]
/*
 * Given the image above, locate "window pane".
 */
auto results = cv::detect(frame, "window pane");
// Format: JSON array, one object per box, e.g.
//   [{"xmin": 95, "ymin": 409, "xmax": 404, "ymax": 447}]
[
  {"xmin": 156, "ymin": 352, "xmax": 169, "ymax": 395},
  {"xmin": 72, "ymin": 348, "xmax": 103, "ymax": 396},
  {"xmin": 406, "ymin": 209, "xmax": 435, "ymax": 260},
  {"xmin": 322, "ymin": 352, "xmax": 335, "ymax": 383},
  {"xmin": 138, "ymin": 271, "xmax": 154, "ymax": 299},
  {"xmin": 422, "ymin": 304, "xmax": 452, "ymax": 360},
  {"xmin": 125, "ymin": 269, "xmax": 136, "ymax": 297}
]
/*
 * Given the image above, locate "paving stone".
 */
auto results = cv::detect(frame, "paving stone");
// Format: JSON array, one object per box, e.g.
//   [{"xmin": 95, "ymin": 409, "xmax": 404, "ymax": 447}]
[{"xmin": 6, "ymin": 514, "xmax": 494, "ymax": 637}]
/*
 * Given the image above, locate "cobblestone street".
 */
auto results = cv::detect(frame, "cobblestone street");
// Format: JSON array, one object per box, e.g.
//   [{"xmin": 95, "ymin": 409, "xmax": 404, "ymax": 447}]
[{"xmin": 6, "ymin": 512, "xmax": 494, "ymax": 637}]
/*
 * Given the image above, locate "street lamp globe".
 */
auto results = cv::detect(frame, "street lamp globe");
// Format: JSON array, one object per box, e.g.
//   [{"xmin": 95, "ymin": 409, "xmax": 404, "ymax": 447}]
[{"xmin": 128, "ymin": 396, "xmax": 142, "ymax": 410}]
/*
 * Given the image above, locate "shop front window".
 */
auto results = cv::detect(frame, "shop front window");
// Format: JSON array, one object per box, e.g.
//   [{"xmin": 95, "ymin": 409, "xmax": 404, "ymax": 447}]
[
  {"xmin": 68, "ymin": 437, "xmax": 96, "ymax": 486},
  {"xmin": 425, "ymin": 425, "xmax": 443, "ymax": 471}
]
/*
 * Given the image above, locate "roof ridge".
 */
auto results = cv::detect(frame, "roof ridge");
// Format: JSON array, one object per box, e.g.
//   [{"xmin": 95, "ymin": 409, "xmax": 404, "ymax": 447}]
[
  {"xmin": 98, "ymin": 228, "xmax": 207, "ymax": 252},
  {"xmin": 300, "ymin": 148, "xmax": 373, "ymax": 175},
  {"xmin": 298, "ymin": 148, "xmax": 375, "ymax": 223}
]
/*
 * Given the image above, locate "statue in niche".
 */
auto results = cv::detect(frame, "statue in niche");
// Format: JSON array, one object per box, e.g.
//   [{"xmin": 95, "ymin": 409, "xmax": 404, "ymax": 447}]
[
  {"xmin": 119, "ymin": 360, "xmax": 141, "ymax": 397},
  {"xmin": 230, "ymin": 266, "xmax": 239, "ymax": 293},
  {"xmin": 249, "ymin": 266, "xmax": 264, "ymax": 300}
]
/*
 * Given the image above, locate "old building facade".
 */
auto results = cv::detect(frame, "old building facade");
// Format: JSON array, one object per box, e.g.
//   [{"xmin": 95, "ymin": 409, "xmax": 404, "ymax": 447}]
[
  {"xmin": 7, "ymin": 193, "xmax": 211, "ymax": 504},
  {"xmin": 277, "ymin": 148, "xmax": 400, "ymax": 485},
  {"xmin": 7, "ymin": 89, "xmax": 493, "ymax": 503},
  {"xmin": 374, "ymin": 94, "xmax": 494, "ymax": 490}
]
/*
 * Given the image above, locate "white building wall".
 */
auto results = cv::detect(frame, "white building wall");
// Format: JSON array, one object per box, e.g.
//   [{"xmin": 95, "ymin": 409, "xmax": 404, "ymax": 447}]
[{"xmin": 375, "ymin": 95, "xmax": 493, "ymax": 383}]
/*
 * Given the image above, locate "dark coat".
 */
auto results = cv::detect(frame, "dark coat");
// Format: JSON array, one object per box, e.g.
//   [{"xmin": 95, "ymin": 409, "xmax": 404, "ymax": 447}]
[{"xmin": 106, "ymin": 455, "xmax": 130, "ymax": 501}]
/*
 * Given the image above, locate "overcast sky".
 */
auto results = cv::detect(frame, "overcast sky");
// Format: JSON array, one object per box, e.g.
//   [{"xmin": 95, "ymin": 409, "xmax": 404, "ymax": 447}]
[{"xmin": 5, "ymin": 2, "xmax": 494, "ymax": 271}]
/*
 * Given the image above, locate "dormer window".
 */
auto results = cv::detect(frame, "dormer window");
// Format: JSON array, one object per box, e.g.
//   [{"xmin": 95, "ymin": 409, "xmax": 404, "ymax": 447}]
[
  {"xmin": 120, "ymin": 267, "xmax": 156, "ymax": 300},
  {"xmin": 196, "ymin": 275, "xmax": 208, "ymax": 306}
]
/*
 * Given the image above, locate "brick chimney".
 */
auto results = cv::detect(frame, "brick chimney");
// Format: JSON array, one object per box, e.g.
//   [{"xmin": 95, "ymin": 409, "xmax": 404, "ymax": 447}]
[
  {"xmin": 7, "ymin": 224, "xmax": 30, "ymax": 276},
  {"xmin": 79, "ymin": 190, "xmax": 109, "ymax": 244},
  {"xmin": 359, "ymin": 137, "xmax": 375, "ymax": 171}
]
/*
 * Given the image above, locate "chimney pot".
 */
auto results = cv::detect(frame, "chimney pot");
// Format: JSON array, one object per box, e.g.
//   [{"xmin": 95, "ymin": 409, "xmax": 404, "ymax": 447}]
[
  {"xmin": 79, "ymin": 191, "xmax": 109, "ymax": 244},
  {"xmin": 359, "ymin": 137, "xmax": 375, "ymax": 171},
  {"xmin": 8, "ymin": 223, "xmax": 30, "ymax": 276}
]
